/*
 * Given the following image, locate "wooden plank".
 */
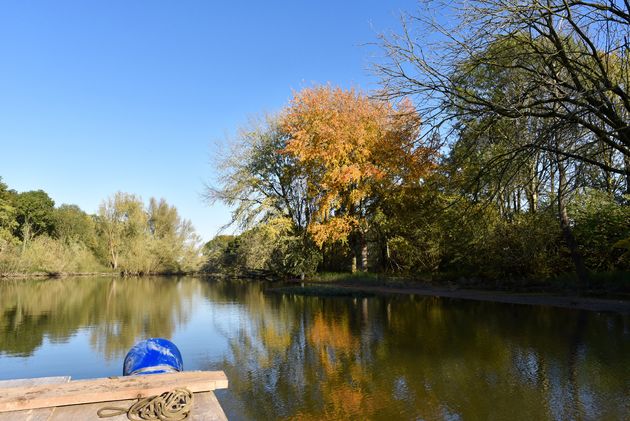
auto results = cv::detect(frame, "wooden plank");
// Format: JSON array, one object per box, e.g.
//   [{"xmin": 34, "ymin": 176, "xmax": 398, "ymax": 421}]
[
  {"xmin": 46, "ymin": 398, "xmax": 136, "ymax": 421},
  {"xmin": 0, "ymin": 405, "xmax": 56, "ymax": 421},
  {"xmin": 48, "ymin": 391, "xmax": 227, "ymax": 421},
  {"xmin": 0, "ymin": 376, "xmax": 71, "ymax": 421},
  {"xmin": 0, "ymin": 377, "xmax": 70, "ymax": 389},
  {"xmin": 0, "ymin": 371, "xmax": 228, "ymax": 413},
  {"xmin": 194, "ymin": 392, "xmax": 228, "ymax": 421}
]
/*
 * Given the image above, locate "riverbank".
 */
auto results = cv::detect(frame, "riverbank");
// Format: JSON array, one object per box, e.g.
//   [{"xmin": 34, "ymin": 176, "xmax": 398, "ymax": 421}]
[
  {"xmin": 268, "ymin": 272, "xmax": 630, "ymax": 314},
  {"xmin": 0, "ymin": 271, "xmax": 117, "ymax": 279},
  {"xmin": 5, "ymin": 269, "xmax": 629, "ymax": 313},
  {"xmin": 0, "ymin": 270, "xmax": 198, "ymax": 279}
]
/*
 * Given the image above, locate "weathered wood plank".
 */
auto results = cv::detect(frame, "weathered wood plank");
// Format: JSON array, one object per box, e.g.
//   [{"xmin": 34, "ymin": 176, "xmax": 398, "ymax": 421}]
[
  {"xmin": 47, "ymin": 399, "xmax": 136, "ymax": 421},
  {"xmin": 48, "ymin": 391, "xmax": 227, "ymax": 421},
  {"xmin": 0, "ymin": 371, "xmax": 228, "ymax": 413},
  {"xmin": 194, "ymin": 392, "xmax": 228, "ymax": 421},
  {"xmin": 0, "ymin": 407, "xmax": 55, "ymax": 421},
  {"xmin": 0, "ymin": 376, "xmax": 71, "ymax": 421},
  {"xmin": 0, "ymin": 377, "xmax": 70, "ymax": 389}
]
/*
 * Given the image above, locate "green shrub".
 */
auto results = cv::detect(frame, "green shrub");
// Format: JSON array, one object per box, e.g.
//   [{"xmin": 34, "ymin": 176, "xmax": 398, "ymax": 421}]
[
  {"xmin": 571, "ymin": 191, "xmax": 630, "ymax": 271},
  {"xmin": 479, "ymin": 211, "xmax": 567, "ymax": 280},
  {"xmin": 0, "ymin": 236, "xmax": 107, "ymax": 275}
]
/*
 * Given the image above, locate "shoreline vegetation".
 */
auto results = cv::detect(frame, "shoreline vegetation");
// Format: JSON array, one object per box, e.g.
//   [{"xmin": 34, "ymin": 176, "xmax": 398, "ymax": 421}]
[
  {"xmin": 0, "ymin": 270, "xmax": 197, "ymax": 279},
  {"xmin": 0, "ymin": 271, "xmax": 117, "ymax": 279},
  {"xmin": 3, "ymin": 269, "xmax": 629, "ymax": 314},
  {"xmin": 266, "ymin": 272, "xmax": 630, "ymax": 314},
  {"xmin": 0, "ymin": 183, "xmax": 204, "ymax": 278}
]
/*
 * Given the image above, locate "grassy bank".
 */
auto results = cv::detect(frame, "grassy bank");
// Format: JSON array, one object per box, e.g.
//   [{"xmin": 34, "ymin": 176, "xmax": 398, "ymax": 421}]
[
  {"xmin": 307, "ymin": 271, "xmax": 630, "ymax": 295},
  {"xmin": 0, "ymin": 271, "xmax": 117, "ymax": 279},
  {"xmin": 262, "ymin": 270, "xmax": 630, "ymax": 303},
  {"xmin": 0, "ymin": 270, "xmax": 207, "ymax": 279}
]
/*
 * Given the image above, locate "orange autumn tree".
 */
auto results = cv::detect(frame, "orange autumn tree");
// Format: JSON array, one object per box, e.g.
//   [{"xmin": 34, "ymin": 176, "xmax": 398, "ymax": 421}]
[{"xmin": 281, "ymin": 86, "xmax": 436, "ymax": 271}]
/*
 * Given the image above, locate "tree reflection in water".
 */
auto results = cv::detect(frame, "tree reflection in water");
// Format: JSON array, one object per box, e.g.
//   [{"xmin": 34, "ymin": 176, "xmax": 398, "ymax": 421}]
[
  {"xmin": 0, "ymin": 276, "xmax": 197, "ymax": 359},
  {"xmin": 0, "ymin": 277, "xmax": 628, "ymax": 420},
  {"xmin": 209, "ymin": 281, "xmax": 630, "ymax": 421}
]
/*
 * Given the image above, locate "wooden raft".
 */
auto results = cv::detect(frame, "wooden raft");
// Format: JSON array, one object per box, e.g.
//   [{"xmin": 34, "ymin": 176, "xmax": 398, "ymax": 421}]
[{"xmin": 0, "ymin": 371, "xmax": 228, "ymax": 421}]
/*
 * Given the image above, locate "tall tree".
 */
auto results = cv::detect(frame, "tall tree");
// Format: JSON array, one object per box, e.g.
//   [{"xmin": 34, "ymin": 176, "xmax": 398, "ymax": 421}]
[
  {"xmin": 147, "ymin": 197, "xmax": 201, "ymax": 272},
  {"xmin": 53, "ymin": 204, "xmax": 98, "ymax": 248},
  {"xmin": 377, "ymin": 0, "xmax": 630, "ymax": 190},
  {"xmin": 0, "ymin": 178, "xmax": 17, "ymax": 245},
  {"xmin": 14, "ymin": 190, "xmax": 56, "ymax": 246},
  {"xmin": 96, "ymin": 192, "xmax": 146, "ymax": 270},
  {"xmin": 207, "ymin": 115, "xmax": 314, "ymax": 231},
  {"xmin": 281, "ymin": 86, "xmax": 436, "ymax": 271}
]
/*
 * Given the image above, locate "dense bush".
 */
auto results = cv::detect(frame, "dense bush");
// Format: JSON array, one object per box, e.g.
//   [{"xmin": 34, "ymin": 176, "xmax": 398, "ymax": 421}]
[
  {"xmin": 570, "ymin": 191, "xmax": 630, "ymax": 272},
  {"xmin": 0, "ymin": 236, "xmax": 106, "ymax": 275},
  {"xmin": 202, "ymin": 218, "xmax": 321, "ymax": 278},
  {"xmin": 478, "ymin": 211, "xmax": 567, "ymax": 280}
]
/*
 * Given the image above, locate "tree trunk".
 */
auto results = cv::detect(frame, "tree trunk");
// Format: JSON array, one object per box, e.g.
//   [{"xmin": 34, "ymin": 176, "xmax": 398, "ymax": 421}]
[
  {"xmin": 109, "ymin": 240, "xmax": 118, "ymax": 270},
  {"xmin": 526, "ymin": 189, "xmax": 538, "ymax": 213},
  {"xmin": 550, "ymin": 160, "xmax": 555, "ymax": 197},
  {"xmin": 526, "ymin": 155, "xmax": 539, "ymax": 213},
  {"xmin": 380, "ymin": 237, "xmax": 391, "ymax": 272},
  {"xmin": 21, "ymin": 222, "xmax": 32, "ymax": 253},
  {"xmin": 351, "ymin": 232, "xmax": 369, "ymax": 272},
  {"xmin": 361, "ymin": 238, "xmax": 368, "ymax": 272},
  {"xmin": 557, "ymin": 159, "xmax": 589, "ymax": 292}
]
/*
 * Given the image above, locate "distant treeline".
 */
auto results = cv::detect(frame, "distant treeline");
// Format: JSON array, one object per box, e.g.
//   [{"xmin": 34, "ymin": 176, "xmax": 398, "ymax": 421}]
[
  {"xmin": 0, "ymin": 180, "xmax": 203, "ymax": 276},
  {"xmin": 206, "ymin": 0, "xmax": 630, "ymax": 288}
]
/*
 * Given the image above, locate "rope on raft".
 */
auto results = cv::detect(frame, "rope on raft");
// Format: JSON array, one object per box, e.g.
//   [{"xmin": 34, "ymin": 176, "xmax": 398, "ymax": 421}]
[{"xmin": 97, "ymin": 388, "xmax": 193, "ymax": 421}]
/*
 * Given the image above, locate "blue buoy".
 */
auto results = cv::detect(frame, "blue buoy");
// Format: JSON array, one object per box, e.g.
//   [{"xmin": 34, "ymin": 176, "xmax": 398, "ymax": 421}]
[{"xmin": 123, "ymin": 338, "xmax": 183, "ymax": 376}]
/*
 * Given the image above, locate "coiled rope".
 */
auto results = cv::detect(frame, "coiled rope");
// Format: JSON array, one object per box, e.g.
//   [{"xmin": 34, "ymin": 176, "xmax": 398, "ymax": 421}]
[{"xmin": 97, "ymin": 388, "xmax": 193, "ymax": 421}]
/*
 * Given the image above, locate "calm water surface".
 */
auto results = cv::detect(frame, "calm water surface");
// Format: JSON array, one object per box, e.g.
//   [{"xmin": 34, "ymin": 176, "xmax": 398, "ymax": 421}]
[{"xmin": 0, "ymin": 276, "xmax": 628, "ymax": 420}]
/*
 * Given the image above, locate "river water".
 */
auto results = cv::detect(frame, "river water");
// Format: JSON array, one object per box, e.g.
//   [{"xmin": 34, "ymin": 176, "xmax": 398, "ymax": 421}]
[{"xmin": 0, "ymin": 276, "xmax": 628, "ymax": 420}]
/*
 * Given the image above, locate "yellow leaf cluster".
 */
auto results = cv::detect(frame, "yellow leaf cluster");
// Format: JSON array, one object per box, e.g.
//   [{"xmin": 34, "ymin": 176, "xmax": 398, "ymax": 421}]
[
  {"xmin": 309, "ymin": 216, "xmax": 357, "ymax": 247},
  {"xmin": 281, "ymin": 86, "xmax": 437, "ymax": 246}
]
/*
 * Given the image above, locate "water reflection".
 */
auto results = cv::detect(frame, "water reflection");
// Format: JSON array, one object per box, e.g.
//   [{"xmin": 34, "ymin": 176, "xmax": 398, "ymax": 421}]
[
  {"xmin": 0, "ymin": 277, "xmax": 628, "ymax": 420},
  {"xmin": 210, "ymin": 283, "xmax": 630, "ymax": 421},
  {"xmin": 0, "ymin": 277, "xmax": 196, "ymax": 359}
]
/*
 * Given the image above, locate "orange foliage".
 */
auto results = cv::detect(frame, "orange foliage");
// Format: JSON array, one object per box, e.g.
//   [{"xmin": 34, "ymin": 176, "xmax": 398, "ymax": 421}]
[
  {"xmin": 281, "ymin": 85, "xmax": 436, "ymax": 247},
  {"xmin": 308, "ymin": 313, "xmax": 356, "ymax": 353}
]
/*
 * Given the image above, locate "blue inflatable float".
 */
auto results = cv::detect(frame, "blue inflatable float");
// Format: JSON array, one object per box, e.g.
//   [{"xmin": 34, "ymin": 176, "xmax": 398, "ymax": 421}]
[{"xmin": 123, "ymin": 338, "xmax": 183, "ymax": 376}]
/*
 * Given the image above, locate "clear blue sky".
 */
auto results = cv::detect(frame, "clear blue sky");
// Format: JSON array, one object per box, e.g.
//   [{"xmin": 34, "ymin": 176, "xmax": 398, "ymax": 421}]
[{"xmin": 0, "ymin": 0, "xmax": 416, "ymax": 241}]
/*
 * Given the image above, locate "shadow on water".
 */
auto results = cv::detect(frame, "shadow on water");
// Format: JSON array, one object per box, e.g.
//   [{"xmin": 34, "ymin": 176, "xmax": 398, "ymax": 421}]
[{"xmin": 0, "ymin": 276, "xmax": 628, "ymax": 420}]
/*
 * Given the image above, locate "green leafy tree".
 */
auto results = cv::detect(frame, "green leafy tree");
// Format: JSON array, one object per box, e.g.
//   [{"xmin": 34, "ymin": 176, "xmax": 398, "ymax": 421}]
[
  {"xmin": 53, "ymin": 204, "xmax": 98, "ymax": 249},
  {"xmin": 97, "ymin": 192, "xmax": 147, "ymax": 271},
  {"xmin": 96, "ymin": 193, "xmax": 202, "ymax": 274},
  {"xmin": 148, "ymin": 197, "xmax": 202, "ymax": 273},
  {"xmin": 202, "ymin": 235, "xmax": 238, "ymax": 272},
  {"xmin": 207, "ymin": 114, "xmax": 313, "ymax": 231},
  {"xmin": 0, "ymin": 178, "xmax": 17, "ymax": 245},
  {"xmin": 379, "ymin": 1, "xmax": 630, "ymax": 189},
  {"xmin": 207, "ymin": 114, "xmax": 321, "ymax": 276},
  {"xmin": 237, "ymin": 217, "xmax": 321, "ymax": 277},
  {"xmin": 14, "ymin": 190, "xmax": 56, "ymax": 245},
  {"xmin": 571, "ymin": 190, "xmax": 630, "ymax": 272}
]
